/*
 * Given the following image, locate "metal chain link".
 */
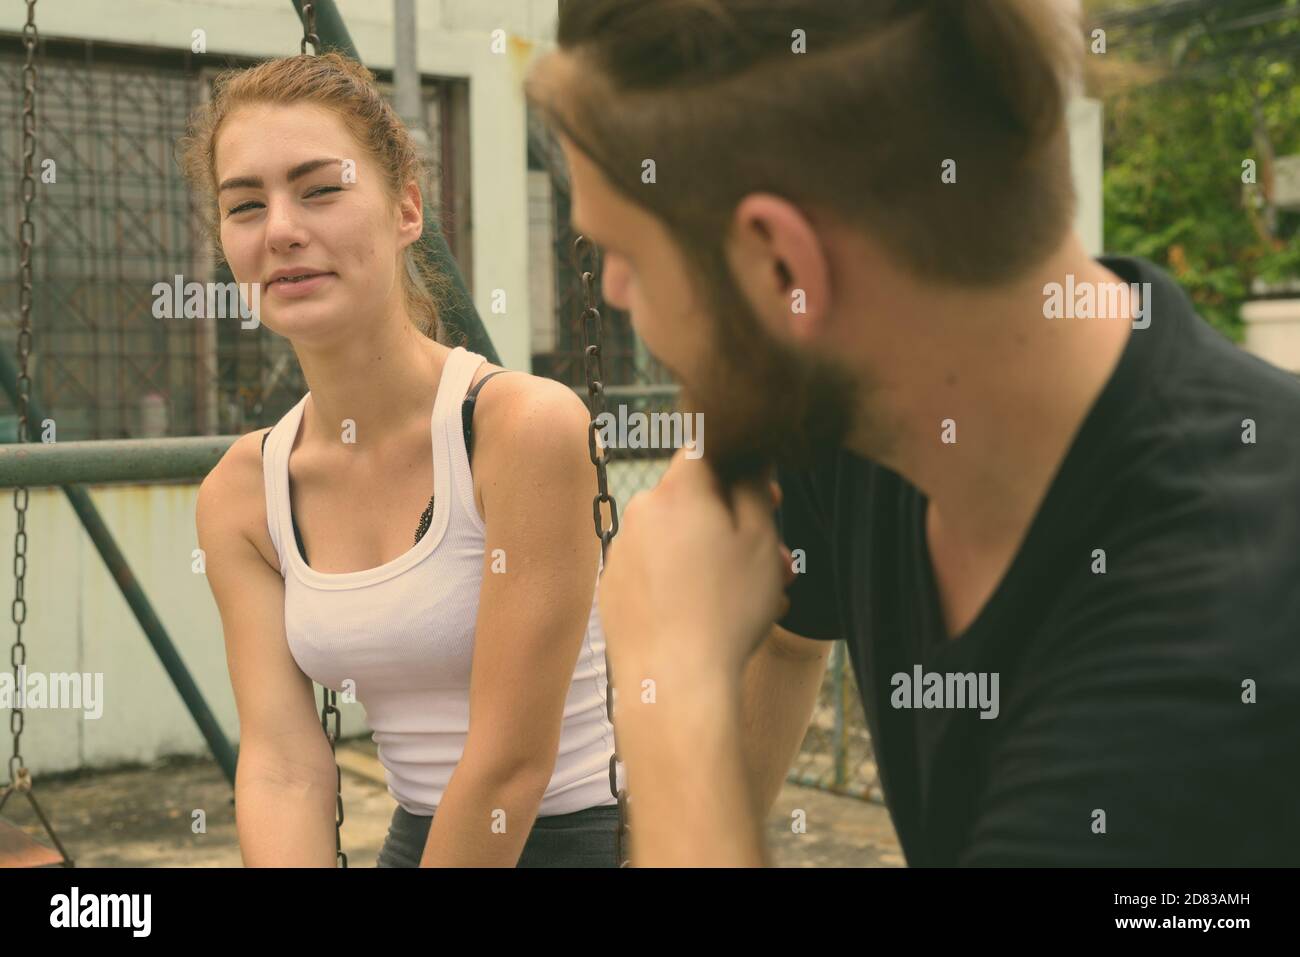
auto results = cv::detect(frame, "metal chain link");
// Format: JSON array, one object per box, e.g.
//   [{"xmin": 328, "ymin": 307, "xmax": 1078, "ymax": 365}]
[
  {"xmin": 296, "ymin": 0, "xmax": 345, "ymax": 869},
  {"xmin": 573, "ymin": 236, "xmax": 630, "ymax": 867},
  {"xmin": 8, "ymin": 0, "xmax": 39, "ymax": 801},
  {"xmin": 320, "ymin": 687, "xmax": 346, "ymax": 867},
  {"xmin": 1, "ymin": 0, "xmax": 70, "ymax": 866},
  {"xmin": 299, "ymin": 2, "xmax": 320, "ymax": 56}
]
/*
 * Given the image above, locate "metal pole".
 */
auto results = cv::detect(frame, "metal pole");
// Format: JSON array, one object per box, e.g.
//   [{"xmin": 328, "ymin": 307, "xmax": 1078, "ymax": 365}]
[
  {"xmin": 0, "ymin": 436, "xmax": 235, "ymax": 488},
  {"xmin": 831, "ymin": 640, "xmax": 846, "ymax": 790},
  {"xmin": 0, "ymin": 350, "xmax": 238, "ymax": 786},
  {"xmin": 291, "ymin": 0, "xmax": 499, "ymax": 364},
  {"xmin": 393, "ymin": 0, "xmax": 426, "ymax": 150}
]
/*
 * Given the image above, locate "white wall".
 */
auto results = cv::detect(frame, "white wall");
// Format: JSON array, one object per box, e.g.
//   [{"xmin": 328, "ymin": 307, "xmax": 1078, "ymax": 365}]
[
  {"xmin": 1069, "ymin": 97, "xmax": 1105, "ymax": 256},
  {"xmin": 1243, "ymin": 299, "xmax": 1300, "ymax": 373},
  {"xmin": 528, "ymin": 170, "xmax": 557, "ymax": 355},
  {"xmin": 0, "ymin": 486, "xmax": 238, "ymax": 773}
]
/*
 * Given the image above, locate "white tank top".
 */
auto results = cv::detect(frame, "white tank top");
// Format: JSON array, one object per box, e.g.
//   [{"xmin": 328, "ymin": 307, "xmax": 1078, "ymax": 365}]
[{"xmin": 260, "ymin": 346, "xmax": 620, "ymax": 816}]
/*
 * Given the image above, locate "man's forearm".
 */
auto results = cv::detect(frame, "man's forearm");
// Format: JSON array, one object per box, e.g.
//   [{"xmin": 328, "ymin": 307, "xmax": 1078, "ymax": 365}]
[{"xmin": 615, "ymin": 657, "xmax": 767, "ymax": 866}]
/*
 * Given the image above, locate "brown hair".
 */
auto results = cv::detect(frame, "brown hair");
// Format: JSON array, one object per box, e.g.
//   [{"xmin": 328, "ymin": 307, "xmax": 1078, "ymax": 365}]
[
  {"xmin": 178, "ymin": 52, "xmax": 449, "ymax": 340},
  {"xmin": 527, "ymin": 0, "xmax": 1085, "ymax": 287}
]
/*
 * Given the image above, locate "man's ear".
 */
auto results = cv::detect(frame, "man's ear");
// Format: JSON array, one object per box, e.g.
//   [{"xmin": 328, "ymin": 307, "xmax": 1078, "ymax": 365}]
[{"xmin": 725, "ymin": 193, "xmax": 831, "ymax": 345}]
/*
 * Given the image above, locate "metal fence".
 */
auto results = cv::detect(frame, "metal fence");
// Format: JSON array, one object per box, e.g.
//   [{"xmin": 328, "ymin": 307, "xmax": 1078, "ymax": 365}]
[
  {"xmin": 0, "ymin": 37, "xmax": 467, "ymax": 441},
  {"xmin": 527, "ymin": 108, "xmax": 682, "ymax": 509},
  {"xmin": 789, "ymin": 642, "xmax": 883, "ymax": 802}
]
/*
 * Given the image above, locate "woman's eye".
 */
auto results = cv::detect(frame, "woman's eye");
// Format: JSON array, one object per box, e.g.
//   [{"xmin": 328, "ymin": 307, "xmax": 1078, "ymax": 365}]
[{"xmin": 225, "ymin": 186, "xmax": 342, "ymax": 217}]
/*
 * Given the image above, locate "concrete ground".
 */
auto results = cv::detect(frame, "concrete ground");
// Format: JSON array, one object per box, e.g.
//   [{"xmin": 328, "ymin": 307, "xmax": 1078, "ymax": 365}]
[{"xmin": 3, "ymin": 739, "xmax": 902, "ymax": 867}]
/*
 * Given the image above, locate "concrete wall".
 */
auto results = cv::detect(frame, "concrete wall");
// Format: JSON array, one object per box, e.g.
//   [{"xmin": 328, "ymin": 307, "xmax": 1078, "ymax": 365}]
[
  {"xmin": 1243, "ymin": 298, "xmax": 1300, "ymax": 374},
  {"xmin": 1070, "ymin": 98, "xmax": 1104, "ymax": 257},
  {"xmin": 0, "ymin": 485, "xmax": 239, "ymax": 773},
  {"xmin": 528, "ymin": 170, "xmax": 557, "ymax": 355}
]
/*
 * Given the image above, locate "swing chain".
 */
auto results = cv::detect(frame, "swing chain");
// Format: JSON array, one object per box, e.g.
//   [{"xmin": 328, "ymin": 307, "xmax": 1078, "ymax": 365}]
[
  {"xmin": 320, "ymin": 687, "xmax": 347, "ymax": 867},
  {"xmin": 300, "ymin": 2, "xmax": 320, "ymax": 56},
  {"xmin": 573, "ymin": 235, "xmax": 630, "ymax": 867},
  {"xmin": 574, "ymin": 238, "xmax": 620, "ymax": 554},
  {"xmin": 295, "ymin": 1, "xmax": 344, "ymax": 868},
  {"xmin": 8, "ymin": 0, "xmax": 39, "ymax": 795},
  {"xmin": 294, "ymin": 0, "xmax": 343, "ymax": 868}
]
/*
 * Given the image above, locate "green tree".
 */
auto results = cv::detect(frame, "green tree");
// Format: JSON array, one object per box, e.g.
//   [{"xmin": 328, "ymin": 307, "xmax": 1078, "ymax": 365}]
[{"xmin": 1090, "ymin": 0, "xmax": 1300, "ymax": 337}]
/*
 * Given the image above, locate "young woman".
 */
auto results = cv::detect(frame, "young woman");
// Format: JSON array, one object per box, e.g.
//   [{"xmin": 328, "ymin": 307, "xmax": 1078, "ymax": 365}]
[{"xmin": 185, "ymin": 53, "xmax": 620, "ymax": 867}]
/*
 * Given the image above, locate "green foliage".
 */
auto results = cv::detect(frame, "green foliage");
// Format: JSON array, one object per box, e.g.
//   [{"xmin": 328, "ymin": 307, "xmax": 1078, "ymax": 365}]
[{"xmin": 1099, "ymin": 1, "xmax": 1300, "ymax": 339}]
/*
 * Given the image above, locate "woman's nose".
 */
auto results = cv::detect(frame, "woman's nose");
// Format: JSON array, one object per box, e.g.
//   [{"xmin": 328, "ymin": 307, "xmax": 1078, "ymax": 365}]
[{"xmin": 265, "ymin": 197, "xmax": 308, "ymax": 252}]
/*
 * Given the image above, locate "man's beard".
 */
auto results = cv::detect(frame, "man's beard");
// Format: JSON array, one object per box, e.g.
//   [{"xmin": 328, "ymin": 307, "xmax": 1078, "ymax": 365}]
[{"xmin": 677, "ymin": 273, "xmax": 862, "ymax": 491}]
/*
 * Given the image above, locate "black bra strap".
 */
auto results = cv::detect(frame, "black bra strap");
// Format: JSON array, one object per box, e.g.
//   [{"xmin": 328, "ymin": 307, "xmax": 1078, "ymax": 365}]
[
  {"xmin": 260, "ymin": 427, "xmax": 311, "ymax": 562},
  {"xmin": 258, "ymin": 368, "xmax": 508, "ymax": 568},
  {"xmin": 462, "ymin": 370, "xmax": 509, "ymax": 465}
]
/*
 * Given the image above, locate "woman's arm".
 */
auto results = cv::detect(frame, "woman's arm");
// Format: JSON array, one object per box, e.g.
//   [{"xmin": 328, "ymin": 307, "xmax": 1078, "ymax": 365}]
[
  {"xmin": 418, "ymin": 376, "xmax": 603, "ymax": 867},
  {"xmin": 740, "ymin": 624, "xmax": 831, "ymax": 821},
  {"xmin": 197, "ymin": 432, "xmax": 339, "ymax": 867}
]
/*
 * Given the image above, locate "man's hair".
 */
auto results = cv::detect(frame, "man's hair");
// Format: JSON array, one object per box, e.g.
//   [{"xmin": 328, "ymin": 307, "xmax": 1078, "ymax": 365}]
[{"xmin": 528, "ymin": 0, "xmax": 1085, "ymax": 286}]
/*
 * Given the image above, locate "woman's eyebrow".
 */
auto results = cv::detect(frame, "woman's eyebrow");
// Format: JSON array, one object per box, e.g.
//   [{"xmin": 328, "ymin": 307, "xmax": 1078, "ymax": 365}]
[{"xmin": 218, "ymin": 157, "xmax": 343, "ymax": 193}]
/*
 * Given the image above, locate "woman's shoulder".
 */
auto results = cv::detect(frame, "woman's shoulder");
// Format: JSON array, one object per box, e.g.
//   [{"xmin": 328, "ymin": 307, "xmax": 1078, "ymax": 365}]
[
  {"xmin": 465, "ymin": 365, "xmax": 596, "ymax": 498},
  {"xmin": 468, "ymin": 363, "xmax": 591, "ymax": 437},
  {"xmin": 196, "ymin": 428, "xmax": 281, "ymax": 573}
]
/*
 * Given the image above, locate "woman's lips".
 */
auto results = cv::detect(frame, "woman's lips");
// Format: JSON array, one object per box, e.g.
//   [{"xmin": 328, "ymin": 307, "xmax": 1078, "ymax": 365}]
[{"xmin": 267, "ymin": 272, "xmax": 335, "ymax": 298}]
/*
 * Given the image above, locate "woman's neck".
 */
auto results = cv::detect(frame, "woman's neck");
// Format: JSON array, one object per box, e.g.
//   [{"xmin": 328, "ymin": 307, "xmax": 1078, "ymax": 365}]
[{"xmin": 293, "ymin": 317, "xmax": 446, "ymax": 454}]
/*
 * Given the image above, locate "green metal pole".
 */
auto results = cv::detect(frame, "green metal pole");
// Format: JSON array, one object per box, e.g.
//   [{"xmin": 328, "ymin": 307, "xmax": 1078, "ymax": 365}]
[
  {"xmin": 0, "ymin": 436, "xmax": 236, "ymax": 488},
  {"xmin": 0, "ymin": 350, "xmax": 238, "ymax": 786},
  {"xmin": 291, "ymin": 0, "xmax": 500, "ymax": 364},
  {"xmin": 832, "ymin": 640, "xmax": 847, "ymax": 790}
]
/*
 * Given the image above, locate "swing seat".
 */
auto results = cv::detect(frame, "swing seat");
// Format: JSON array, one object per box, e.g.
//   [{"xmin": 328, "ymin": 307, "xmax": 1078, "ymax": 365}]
[{"xmin": 0, "ymin": 818, "xmax": 65, "ymax": 868}]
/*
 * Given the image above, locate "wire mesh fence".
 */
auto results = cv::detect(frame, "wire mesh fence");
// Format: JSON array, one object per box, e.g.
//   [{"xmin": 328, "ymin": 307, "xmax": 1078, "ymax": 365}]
[
  {"xmin": 789, "ymin": 642, "xmax": 883, "ymax": 803},
  {"xmin": 0, "ymin": 38, "xmax": 467, "ymax": 442}
]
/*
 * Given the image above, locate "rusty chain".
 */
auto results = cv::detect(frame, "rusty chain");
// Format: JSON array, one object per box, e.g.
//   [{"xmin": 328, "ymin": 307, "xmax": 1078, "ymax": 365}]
[
  {"xmin": 8, "ymin": 0, "xmax": 39, "ymax": 806},
  {"xmin": 299, "ymin": 2, "xmax": 320, "ymax": 56},
  {"xmin": 573, "ymin": 235, "xmax": 630, "ymax": 867},
  {"xmin": 2, "ymin": 0, "xmax": 73, "ymax": 867},
  {"xmin": 296, "ymin": 0, "xmax": 345, "ymax": 869}
]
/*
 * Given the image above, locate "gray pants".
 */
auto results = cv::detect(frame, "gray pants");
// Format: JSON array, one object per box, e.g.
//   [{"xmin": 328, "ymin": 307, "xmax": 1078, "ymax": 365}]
[{"xmin": 375, "ymin": 803, "xmax": 622, "ymax": 868}]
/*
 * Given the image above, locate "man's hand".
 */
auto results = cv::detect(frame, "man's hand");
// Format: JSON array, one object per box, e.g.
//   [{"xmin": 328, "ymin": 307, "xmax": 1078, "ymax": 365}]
[{"xmin": 598, "ymin": 449, "xmax": 793, "ymax": 683}]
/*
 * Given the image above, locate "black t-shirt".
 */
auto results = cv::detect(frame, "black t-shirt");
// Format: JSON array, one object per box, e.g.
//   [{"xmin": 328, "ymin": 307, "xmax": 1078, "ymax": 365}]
[{"xmin": 776, "ymin": 255, "xmax": 1300, "ymax": 866}]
